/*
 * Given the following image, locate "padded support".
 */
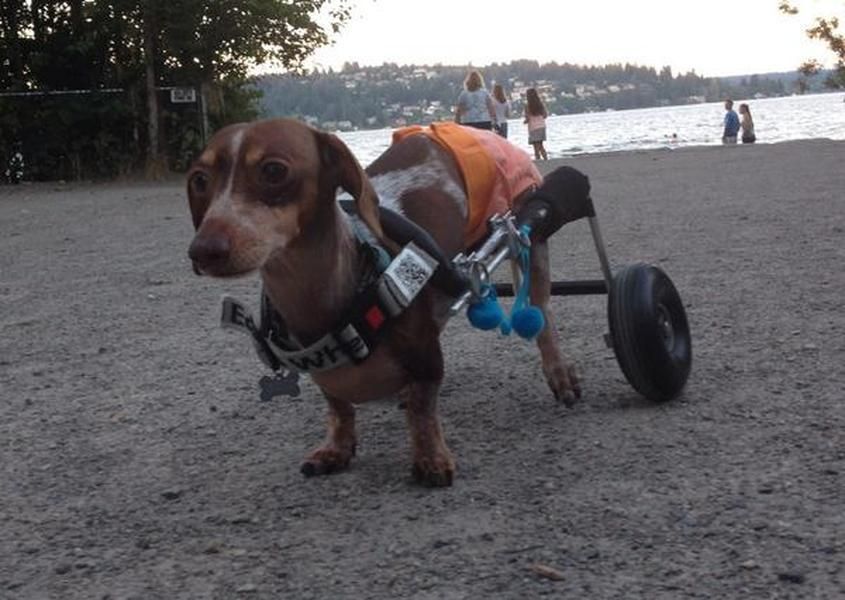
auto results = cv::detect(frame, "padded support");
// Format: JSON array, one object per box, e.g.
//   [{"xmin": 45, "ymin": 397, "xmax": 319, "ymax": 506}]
[{"xmin": 516, "ymin": 166, "xmax": 594, "ymax": 241}]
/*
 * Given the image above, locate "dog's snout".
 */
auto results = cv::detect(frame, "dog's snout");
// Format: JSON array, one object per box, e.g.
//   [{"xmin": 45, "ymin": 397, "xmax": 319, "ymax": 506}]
[{"xmin": 188, "ymin": 233, "xmax": 231, "ymax": 271}]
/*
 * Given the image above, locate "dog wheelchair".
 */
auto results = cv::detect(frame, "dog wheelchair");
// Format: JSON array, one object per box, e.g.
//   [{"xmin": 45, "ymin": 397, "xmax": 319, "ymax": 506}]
[
  {"xmin": 449, "ymin": 165, "xmax": 692, "ymax": 402},
  {"xmin": 229, "ymin": 165, "xmax": 691, "ymax": 403},
  {"xmin": 379, "ymin": 165, "xmax": 692, "ymax": 402}
]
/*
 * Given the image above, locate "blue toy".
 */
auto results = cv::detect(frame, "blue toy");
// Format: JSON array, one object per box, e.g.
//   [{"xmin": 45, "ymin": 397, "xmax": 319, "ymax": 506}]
[
  {"xmin": 466, "ymin": 225, "xmax": 545, "ymax": 340},
  {"xmin": 466, "ymin": 285, "xmax": 505, "ymax": 330}
]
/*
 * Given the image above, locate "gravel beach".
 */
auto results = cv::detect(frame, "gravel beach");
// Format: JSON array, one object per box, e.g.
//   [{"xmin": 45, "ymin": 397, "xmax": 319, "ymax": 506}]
[{"xmin": 1, "ymin": 138, "xmax": 843, "ymax": 599}]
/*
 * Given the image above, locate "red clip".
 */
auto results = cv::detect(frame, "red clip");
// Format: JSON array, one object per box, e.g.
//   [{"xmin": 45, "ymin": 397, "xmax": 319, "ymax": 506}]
[{"xmin": 365, "ymin": 305, "xmax": 386, "ymax": 330}]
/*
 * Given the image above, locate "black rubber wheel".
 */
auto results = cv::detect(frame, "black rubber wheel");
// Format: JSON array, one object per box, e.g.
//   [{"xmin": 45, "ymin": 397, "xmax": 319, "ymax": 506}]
[{"xmin": 607, "ymin": 263, "xmax": 692, "ymax": 401}]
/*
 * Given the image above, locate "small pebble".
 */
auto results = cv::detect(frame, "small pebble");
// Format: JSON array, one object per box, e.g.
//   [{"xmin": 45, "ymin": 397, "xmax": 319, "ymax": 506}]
[
  {"xmin": 777, "ymin": 572, "xmax": 806, "ymax": 584},
  {"xmin": 203, "ymin": 541, "xmax": 222, "ymax": 554},
  {"xmin": 529, "ymin": 563, "xmax": 565, "ymax": 581},
  {"xmin": 161, "ymin": 489, "xmax": 183, "ymax": 501}
]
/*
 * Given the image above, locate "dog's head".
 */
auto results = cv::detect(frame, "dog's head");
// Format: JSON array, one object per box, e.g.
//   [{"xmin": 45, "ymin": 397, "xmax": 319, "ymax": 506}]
[{"xmin": 187, "ymin": 118, "xmax": 382, "ymax": 277}]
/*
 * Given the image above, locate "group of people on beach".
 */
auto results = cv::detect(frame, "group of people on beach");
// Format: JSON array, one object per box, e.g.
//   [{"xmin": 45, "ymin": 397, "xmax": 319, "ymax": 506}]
[
  {"xmin": 453, "ymin": 68, "xmax": 761, "ymax": 158},
  {"xmin": 722, "ymin": 99, "xmax": 756, "ymax": 144},
  {"xmin": 454, "ymin": 69, "xmax": 549, "ymax": 160}
]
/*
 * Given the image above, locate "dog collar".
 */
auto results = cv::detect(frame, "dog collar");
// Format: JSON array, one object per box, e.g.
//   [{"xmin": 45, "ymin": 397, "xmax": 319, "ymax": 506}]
[{"xmin": 220, "ymin": 240, "xmax": 437, "ymax": 374}]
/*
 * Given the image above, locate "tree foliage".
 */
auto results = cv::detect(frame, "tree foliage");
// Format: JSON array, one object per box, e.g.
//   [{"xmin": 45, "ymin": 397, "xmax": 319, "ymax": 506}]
[
  {"xmin": 0, "ymin": 0, "xmax": 350, "ymax": 180},
  {"xmin": 779, "ymin": 1, "xmax": 845, "ymax": 87}
]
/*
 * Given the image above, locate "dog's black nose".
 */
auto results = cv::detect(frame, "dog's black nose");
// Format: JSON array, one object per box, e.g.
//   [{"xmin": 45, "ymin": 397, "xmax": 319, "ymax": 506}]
[{"xmin": 188, "ymin": 233, "xmax": 231, "ymax": 270}]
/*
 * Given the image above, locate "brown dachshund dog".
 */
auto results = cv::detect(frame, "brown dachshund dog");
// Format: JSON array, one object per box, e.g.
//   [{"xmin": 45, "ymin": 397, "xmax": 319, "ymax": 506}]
[{"xmin": 187, "ymin": 119, "xmax": 583, "ymax": 486}]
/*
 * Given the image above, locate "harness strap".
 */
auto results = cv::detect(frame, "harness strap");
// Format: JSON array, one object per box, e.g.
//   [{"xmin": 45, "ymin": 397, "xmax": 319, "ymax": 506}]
[
  {"xmin": 220, "ymin": 241, "xmax": 437, "ymax": 373},
  {"xmin": 339, "ymin": 199, "xmax": 469, "ymax": 297}
]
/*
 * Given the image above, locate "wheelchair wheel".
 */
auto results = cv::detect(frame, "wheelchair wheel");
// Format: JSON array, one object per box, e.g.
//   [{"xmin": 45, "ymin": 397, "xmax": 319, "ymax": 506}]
[{"xmin": 607, "ymin": 263, "xmax": 692, "ymax": 401}]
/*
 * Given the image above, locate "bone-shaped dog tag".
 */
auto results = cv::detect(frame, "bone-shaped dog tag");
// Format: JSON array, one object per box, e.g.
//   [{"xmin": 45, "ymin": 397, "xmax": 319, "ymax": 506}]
[{"xmin": 259, "ymin": 370, "xmax": 301, "ymax": 401}]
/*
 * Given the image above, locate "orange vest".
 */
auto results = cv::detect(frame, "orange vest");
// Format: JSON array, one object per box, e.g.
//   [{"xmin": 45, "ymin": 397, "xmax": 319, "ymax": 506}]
[{"xmin": 392, "ymin": 122, "xmax": 542, "ymax": 246}]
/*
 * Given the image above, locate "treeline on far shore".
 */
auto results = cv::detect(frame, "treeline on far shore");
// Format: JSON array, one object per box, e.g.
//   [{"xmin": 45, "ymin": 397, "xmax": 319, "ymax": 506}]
[{"xmin": 256, "ymin": 60, "xmax": 831, "ymax": 131}]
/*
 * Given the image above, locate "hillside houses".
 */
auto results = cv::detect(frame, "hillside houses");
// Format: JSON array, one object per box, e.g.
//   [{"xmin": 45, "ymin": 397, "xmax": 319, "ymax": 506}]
[
  {"xmin": 325, "ymin": 68, "xmax": 660, "ymax": 129},
  {"xmin": 258, "ymin": 62, "xmax": 789, "ymax": 132}
]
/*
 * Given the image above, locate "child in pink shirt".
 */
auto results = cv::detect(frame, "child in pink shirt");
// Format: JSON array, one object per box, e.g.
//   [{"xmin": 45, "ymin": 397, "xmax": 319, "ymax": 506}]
[{"xmin": 524, "ymin": 88, "xmax": 548, "ymax": 160}]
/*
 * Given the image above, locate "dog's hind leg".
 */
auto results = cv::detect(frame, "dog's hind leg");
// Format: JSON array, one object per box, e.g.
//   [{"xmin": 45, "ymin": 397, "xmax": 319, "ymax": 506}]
[
  {"xmin": 301, "ymin": 395, "xmax": 357, "ymax": 477},
  {"xmin": 529, "ymin": 240, "xmax": 582, "ymax": 406},
  {"xmin": 402, "ymin": 380, "xmax": 455, "ymax": 487}
]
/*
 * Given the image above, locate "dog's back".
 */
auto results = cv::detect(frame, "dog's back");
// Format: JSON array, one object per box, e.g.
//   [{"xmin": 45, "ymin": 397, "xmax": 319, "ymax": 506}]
[
  {"xmin": 365, "ymin": 133, "xmax": 468, "ymax": 260},
  {"xmin": 366, "ymin": 123, "xmax": 543, "ymax": 256}
]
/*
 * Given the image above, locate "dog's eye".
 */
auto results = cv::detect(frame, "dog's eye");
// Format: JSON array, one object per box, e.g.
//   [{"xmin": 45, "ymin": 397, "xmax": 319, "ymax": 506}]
[
  {"xmin": 260, "ymin": 161, "xmax": 288, "ymax": 186},
  {"xmin": 190, "ymin": 172, "xmax": 209, "ymax": 195}
]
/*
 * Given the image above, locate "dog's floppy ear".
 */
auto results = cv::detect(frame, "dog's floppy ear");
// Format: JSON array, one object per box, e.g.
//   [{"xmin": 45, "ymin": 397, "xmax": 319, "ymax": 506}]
[{"xmin": 315, "ymin": 131, "xmax": 384, "ymax": 240}]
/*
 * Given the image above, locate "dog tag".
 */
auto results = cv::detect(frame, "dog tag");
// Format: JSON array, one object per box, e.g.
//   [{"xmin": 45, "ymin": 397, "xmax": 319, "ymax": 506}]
[
  {"xmin": 380, "ymin": 242, "xmax": 436, "ymax": 312},
  {"xmin": 259, "ymin": 370, "xmax": 301, "ymax": 401}
]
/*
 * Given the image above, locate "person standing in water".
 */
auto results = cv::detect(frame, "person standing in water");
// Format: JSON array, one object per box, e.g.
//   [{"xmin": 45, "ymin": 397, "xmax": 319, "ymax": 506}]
[
  {"xmin": 524, "ymin": 87, "xmax": 548, "ymax": 160},
  {"xmin": 722, "ymin": 99, "xmax": 740, "ymax": 144},
  {"xmin": 739, "ymin": 103, "xmax": 756, "ymax": 144}
]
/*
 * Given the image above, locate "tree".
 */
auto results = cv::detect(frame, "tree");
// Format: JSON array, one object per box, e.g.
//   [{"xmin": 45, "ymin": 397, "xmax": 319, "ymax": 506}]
[
  {"xmin": 142, "ymin": 0, "xmax": 352, "ymax": 175},
  {"xmin": 0, "ymin": 1, "xmax": 26, "ymax": 89},
  {"xmin": 779, "ymin": 1, "xmax": 845, "ymax": 87},
  {"xmin": 0, "ymin": 0, "xmax": 352, "ymax": 179},
  {"xmin": 143, "ymin": 1, "xmax": 164, "ymax": 176},
  {"xmin": 157, "ymin": 1, "xmax": 350, "ymax": 82}
]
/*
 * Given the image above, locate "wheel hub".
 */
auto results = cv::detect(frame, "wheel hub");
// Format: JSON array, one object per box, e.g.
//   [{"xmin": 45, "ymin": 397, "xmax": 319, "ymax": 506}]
[{"xmin": 656, "ymin": 304, "xmax": 675, "ymax": 351}]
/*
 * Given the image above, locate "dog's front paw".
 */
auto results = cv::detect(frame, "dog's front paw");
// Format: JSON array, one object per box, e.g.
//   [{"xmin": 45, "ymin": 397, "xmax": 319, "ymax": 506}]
[
  {"xmin": 545, "ymin": 362, "xmax": 582, "ymax": 407},
  {"xmin": 411, "ymin": 453, "xmax": 455, "ymax": 487},
  {"xmin": 300, "ymin": 444, "xmax": 356, "ymax": 477}
]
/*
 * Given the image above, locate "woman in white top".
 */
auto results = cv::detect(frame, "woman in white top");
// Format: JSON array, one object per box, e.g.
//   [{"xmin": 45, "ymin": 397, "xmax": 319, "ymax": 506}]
[
  {"xmin": 491, "ymin": 83, "xmax": 511, "ymax": 138},
  {"xmin": 455, "ymin": 70, "xmax": 496, "ymax": 131}
]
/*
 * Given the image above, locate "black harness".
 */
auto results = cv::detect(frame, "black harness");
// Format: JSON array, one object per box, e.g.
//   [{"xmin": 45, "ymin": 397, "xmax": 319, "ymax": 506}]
[
  {"xmin": 221, "ymin": 201, "xmax": 471, "ymax": 377},
  {"xmin": 221, "ymin": 212, "xmax": 444, "ymax": 374}
]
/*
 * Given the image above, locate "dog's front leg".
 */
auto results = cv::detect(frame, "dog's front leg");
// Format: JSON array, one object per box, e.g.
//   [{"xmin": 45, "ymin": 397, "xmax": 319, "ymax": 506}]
[
  {"xmin": 301, "ymin": 395, "xmax": 357, "ymax": 477},
  {"xmin": 402, "ymin": 380, "xmax": 454, "ymax": 487},
  {"xmin": 529, "ymin": 240, "xmax": 582, "ymax": 406}
]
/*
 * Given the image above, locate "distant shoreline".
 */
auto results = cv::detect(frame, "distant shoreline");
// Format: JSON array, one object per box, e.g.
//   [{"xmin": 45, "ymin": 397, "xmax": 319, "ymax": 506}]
[{"xmin": 535, "ymin": 136, "xmax": 845, "ymax": 164}]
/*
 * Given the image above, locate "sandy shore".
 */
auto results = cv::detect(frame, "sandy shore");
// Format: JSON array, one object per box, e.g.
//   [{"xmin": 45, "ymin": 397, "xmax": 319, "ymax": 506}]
[{"xmin": 1, "ymin": 139, "xmax": 844, "ymax": 598}]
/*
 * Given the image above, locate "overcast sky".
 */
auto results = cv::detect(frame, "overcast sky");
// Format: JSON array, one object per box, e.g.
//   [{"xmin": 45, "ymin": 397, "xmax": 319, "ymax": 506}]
[{"xmin": 303, "ymin": 0, "xmax": 842, "ymax": 77}]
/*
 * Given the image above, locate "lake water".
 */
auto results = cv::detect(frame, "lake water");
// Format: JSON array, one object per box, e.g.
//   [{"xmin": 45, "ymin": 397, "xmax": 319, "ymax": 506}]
[{"xmin": 337, "ymin": 92, "xmax": 845, "ymax": 165}]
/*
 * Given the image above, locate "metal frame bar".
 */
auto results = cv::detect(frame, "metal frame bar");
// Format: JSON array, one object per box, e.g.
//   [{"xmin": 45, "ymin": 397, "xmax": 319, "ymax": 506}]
[
  {"xmin": 588, "ymin": 215, "xmax": 614, "ymax": 288},
  {"xmin": 493, "ymin": 279, "xmax": 607, "ymax": 297},
  {"xmin": 450, "ymin": 206, "xmax": 618, "ymax": 311}
]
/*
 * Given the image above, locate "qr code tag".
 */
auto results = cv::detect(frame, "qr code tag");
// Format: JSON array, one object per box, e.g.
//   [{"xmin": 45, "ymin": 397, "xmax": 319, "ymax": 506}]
[{"xmin": 383, "ymin": 242, "xmax": 436, "ymax": 306}]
